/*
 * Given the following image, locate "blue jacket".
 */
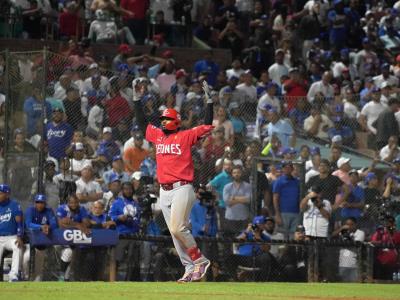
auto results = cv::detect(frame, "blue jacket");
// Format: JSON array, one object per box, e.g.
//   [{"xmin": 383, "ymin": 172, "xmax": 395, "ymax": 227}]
[
  {"xmin": 56, "ymin": 204, "xmax": 89, "ymax": 223},
  {"xmin": 25, "ymin": 206, "xmax": 58, "ymax": 231},
  {"xmin": 0, "ymin": 199, "xmax": 23, "ymax": 237},
  {"xmin": 237, "ymin": 231, "xmax": 271, "ymax": 257},
  {"xmin": 109, "ymin": 197, "xmax": 141, "ymax": 235},
  {"xmin": 190, "ymin": 200, "xmax": 218, "ymax": 237}
]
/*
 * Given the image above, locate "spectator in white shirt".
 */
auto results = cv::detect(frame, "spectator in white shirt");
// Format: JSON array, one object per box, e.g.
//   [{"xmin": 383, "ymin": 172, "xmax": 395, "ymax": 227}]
[
  {"xmin": 236, "ymin": 70, "xmax": 257, "ymax": 103},
  {"xmin": 358, "ymin": 86, "xmax": 386, "ymax": 148},
  {"xmin": 332, "ymin": 217, "xmax": 365, "ymax": 282},
  {"xmin": 373, "ymin": 63, "xmax": 399, "ymax": 88},
  {"xmin": 304, "ymin": 103, "xmax": 333, "ymax": 140},
  {"xmin": 70, "ymin": 143, "xmax": 93, "ymax": 175},
  {"xmin": 76, "ymin": 164, "xmax": 103, "ymax": 210},
  {"xmin": 226, "ymin": 59, "xmax": 245, "ymax": 80},
  {"xmin": 268, "ymin": 49, "xmax": 288, "ymax": 87},
  {"xmin": 307, "ymin": 71, "xmax": 334, "ymax": 103},
  {"xmin": 300, "ymin": 185, "xmax": 331, "ymax": 238},
  {"xmin": 379, "ymin": 135, "xmax": 400, "ymax": 162}
]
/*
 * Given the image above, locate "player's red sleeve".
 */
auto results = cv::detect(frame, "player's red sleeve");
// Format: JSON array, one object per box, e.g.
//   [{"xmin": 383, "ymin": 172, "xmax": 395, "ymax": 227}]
[
  {"xmin": 145, "ymin": 124, "xmax": 161, "ymax": 143},
  {"xmin": 186, "ymin": 125, "xmax": 214, "ymax": 145}
]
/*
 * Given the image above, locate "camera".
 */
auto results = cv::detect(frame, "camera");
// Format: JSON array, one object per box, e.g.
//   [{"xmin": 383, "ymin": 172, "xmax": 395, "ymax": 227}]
[
  {"xmin": 340, "ymin": 229, "xmax": 352, "ymax": 241},
  {"xmin": 140, "ymin": 184, "xmax": 157, "ymax": 220}
]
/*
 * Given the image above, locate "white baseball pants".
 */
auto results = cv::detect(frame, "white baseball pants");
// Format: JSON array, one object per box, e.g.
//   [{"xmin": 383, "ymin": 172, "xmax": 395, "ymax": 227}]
[{"xmin": 0, "ymin": 235, "xmax": 22, "ymax": 281}]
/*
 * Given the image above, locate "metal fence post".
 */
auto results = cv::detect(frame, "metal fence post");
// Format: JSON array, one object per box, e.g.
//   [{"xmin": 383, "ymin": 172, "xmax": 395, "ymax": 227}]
[
  {"xmin": 3, "ymin": 48, "xmax": 10, "ymax": 183},
  {"xmin": 365, "ymin": 243, "xmax": 374, "ymax": 283},
  {"xmin": 36, "ymin": 47, "xmax": 48, "ymax": 194},
  {"xmin": 109, "ymin": 246, "xmax": 116, "ymax": 282}
]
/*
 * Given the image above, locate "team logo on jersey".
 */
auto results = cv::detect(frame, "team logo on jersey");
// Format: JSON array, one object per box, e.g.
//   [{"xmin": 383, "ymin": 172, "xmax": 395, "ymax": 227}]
[
  {"xmin": 63, "ymin": 229, "xmax": 92, "ymax": 244},
  {"xmin": 0, "ymin": 208, "xmax": 12, "ymax": 224},
  {"xmin": 123, "ymin": 204, "xmax": 137, "ymax": 217},
  {"xmin": 47, "ymin": 129, "xmax": 67, "ymax": 139},
  {"xmin": 156, "ymin": 143, "xmax": 182, "ymax": 155}
]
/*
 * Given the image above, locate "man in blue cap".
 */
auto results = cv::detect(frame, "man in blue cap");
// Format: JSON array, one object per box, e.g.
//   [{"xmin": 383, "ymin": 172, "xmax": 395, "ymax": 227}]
[
  {"xmin": 0, "ymin": 184, "xmax": 23, "ymax": 281},
  {"xmin": 103, "ymin": 155, "xmax": 130, "ymax": 187},
  {"xmin": 226, "ymin": 215, "xmax": 272, "ymax": 281},
  {"xmin": 23, "ymin": 194, "xmax": 57, "ymax": 281}
]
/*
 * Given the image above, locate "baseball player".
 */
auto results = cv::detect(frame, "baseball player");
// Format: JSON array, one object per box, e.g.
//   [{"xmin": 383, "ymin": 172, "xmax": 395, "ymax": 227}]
[
  {"xmin": 134, "ymin": 80, "xmax": 214, "ymax": 282},
  {"xmin": 23, "ymin": 194, "xmax": 58, "ymax": 281},
  {"xmin": 0, "ymin": 184, "xmax": 24, "ymax": 282}
]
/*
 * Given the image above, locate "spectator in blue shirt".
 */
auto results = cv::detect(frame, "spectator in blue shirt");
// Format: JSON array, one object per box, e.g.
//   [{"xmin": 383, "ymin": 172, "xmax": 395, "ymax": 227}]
[
  {"xmin": 140, "ymin": 146, "xmax": 157, "ymax": 179},
  {"xmin": 208, "ymin": 158, "xmax": 233, "ymax": 208},
  {"xmin": 340, "ymin": 170, "xmax": 365, "ymax": 221},
  {"xmin": 273, "ymin": 161, "xmax": 300, "ymax": 239},
  {"xmin": 103, "ymin": 155, "xmax": 130, "ymax": 187},
  {"xmin": 97, "ymin": 127, "xmax": 121, "ymax": 162},
  {"xmin": 23, "ymin": 85, "xmax": 52, "ymax": 138},
  {"xmin": 109, "ymin": 182, "xmax": 141, "ymax": 280},
  {"xmin": 45, "ymin": 107, "xmax": 73, "ymax": 160},
  {"xmin": 226, "ymin": 215, "xmax": 272, "ymax": 281},
  {"xmin": 0, "ymin": 184, "xmax": 23, "ymax": 282},
  {"xmin": 23, "ymin": 194, "xmax": 57, "ymax": 281},
  {"xmin": 193, "ymin": 50, "xmax": 220, "ymax": 86},
  {"xmin": 56, "ymin": 194, "xmax": 90, "ymax": 281},
  {"xmin": 190, "ymin": 185, "xmax": 218, "ymax": 238},
  {"xmin": 328, "ymin": 116, "xmax": 354, "ymax": 146},
  {"xmin": 190, "ymin": 185, "xmax": 218, "ymax": 262}
]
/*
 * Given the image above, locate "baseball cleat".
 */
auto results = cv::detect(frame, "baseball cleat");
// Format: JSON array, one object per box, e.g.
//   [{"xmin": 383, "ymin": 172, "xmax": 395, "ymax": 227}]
[
  {"xmin": 177, "ymin": 271, "xmax": 192, "ymax": 283},
  {"xmin": 191, "ymin": 258, "xmax": 211, "ymax": 281}
]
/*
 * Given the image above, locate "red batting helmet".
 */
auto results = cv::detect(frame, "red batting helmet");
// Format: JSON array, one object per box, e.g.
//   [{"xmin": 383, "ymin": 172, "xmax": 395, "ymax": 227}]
[{"xmin": 160, "ymin": 108, "xmax": 181, "ymax": 131}]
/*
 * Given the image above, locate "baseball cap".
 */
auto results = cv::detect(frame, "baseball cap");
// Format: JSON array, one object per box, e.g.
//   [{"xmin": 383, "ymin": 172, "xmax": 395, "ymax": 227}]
[
  {"xmin": 252, "ymin": 215, "xmax": 266, "ymax": 225},
  {"xmin": 109, "ymin": 173, "xmax": 121, "ymax": 184},
  {"xmin": 288, "ymin": 67, "xmax": 299, "ymax": 73},
  {"xmin": 222, "ymin": 87, "xmax": 233, "ymax": 94},
  {"xmin": 0, "ymin": 184, "xmax": 10, "ymax": 194},
  {"xmin": 112, "ymin": 155, "xmax": 122, "ymax": 162},
  {"xmin": 134, "ymin": 132, "xmax": 144, "ymax": 140},
  {"xmin": 332, "ymin": 135, "xmax": 343, "ymax": 143},
  {"xmin": 103, "ymin": 127, "xmax": 112, "ymax": 134},
  {"xmin": 228, "ymin": 74, "xmax": 239, "ymax": 81},
  {"xmin": 371, "ymin": 86, "xmax": 381, "ymax": 93},
  {"xmin": 118, "ymin": 43, "xmax": 132, "ymax": 54},
  {"xmin": 295, "ymin": 224, "xmax": 305, "ymax": 233},
  {"xmin": 52, "ymin": 107, "xmax": 64, "ymax": 113},
  {"xmin": 131, "ymin": 124, "xmax": 140, "ymax": 132},
  {"xmin": 349, "ymin": 169, "xmax": 359, "ymax": 175},
  {"xmin": 337, "ymin": 157, "xmax": 351, "ymax": 168},
  {"xmin": 266, "ymin": 82, "xmax": 278, "ymax": 89},
  {"xmin": 333, "ymin": 116, "xmax": 342, "ymax": 123},
  {"xmin": 340, "ymin": 48, "xmax": 349, "ymax": 57},
  {"xmin": 66, "ymin": 83, "xmax": 79, "ymax": 93},
  {"xmin": 88, "ymin": 63, "xmax": 98, "ymax": 70},
  {"xmin": 281, "ymin": 160, "xmax": 293, "ymax": 167},
  {"xmin": 176, "ymin": 69, "xmax": 187, "ymax": 79},
  {"xmin": 362, "ymin": 37, "xmax": 370, "ymax": 44},
  {"xmin": 275, "ymin": 48, "xmax": 284, "ymax": 55},
  {"xmin": 381, "ymin": 62, "xmax": 390, "ymax": 70},
  {"xmin": 310, "ymin": 146, "xmax": 320, "ymax": 156},
  {"xmin": 229, "ymin": 102, "xmax": 239, "ymax": 110},
  {"xmin": 131, "ymin": 171, "xmax": 142, "ymax": 181},
  {"xmin": 74, "ymin": 142, "xmax": 84, "ymax": 151},
  {"xmin": 34, "ymin": 194, "xmax": 47, "ymax": 203}
]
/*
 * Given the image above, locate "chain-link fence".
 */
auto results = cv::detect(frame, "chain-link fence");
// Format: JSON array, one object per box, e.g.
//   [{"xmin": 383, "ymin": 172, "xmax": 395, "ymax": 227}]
[
  {"xmin": 2, "ymin": 235, "xmax": 399, "ymax": 283},
  {"xmin": 0, "ymin": 49, "xmax": 399, "ymax": 283}
]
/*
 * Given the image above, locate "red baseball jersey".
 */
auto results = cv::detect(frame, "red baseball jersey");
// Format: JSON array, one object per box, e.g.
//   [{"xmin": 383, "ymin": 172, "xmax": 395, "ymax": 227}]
[{"xmin": 146, "ymin": 124, "xmax": 213, "ymax": 184}]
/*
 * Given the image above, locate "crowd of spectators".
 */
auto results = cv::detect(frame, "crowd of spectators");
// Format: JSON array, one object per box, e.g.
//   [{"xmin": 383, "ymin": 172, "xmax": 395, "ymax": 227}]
[{"xmin": 0, "ymin": 0, "xmax": 400, "ymax": 283}]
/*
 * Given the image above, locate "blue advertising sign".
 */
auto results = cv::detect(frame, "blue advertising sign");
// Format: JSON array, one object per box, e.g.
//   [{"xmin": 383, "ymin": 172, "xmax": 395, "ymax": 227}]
[{"xmin": 28, "ymin": 229, "xmax": 119, "ymax": 246}]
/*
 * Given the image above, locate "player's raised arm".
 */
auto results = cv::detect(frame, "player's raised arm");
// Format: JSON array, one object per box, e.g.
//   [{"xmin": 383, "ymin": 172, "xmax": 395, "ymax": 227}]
[
  {"xmin": 202, "ymin": 81, "xmax": 214, "ymax": 125},
  {"xmin": 132, "ymin": 79, "xmax": 149, "ymax": 136}
]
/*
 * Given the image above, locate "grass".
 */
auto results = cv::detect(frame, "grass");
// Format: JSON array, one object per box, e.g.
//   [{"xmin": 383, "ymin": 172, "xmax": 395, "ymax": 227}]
[{"xmin": 1, "ymin": 282, "xmax": 400, "ymax": 300}]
